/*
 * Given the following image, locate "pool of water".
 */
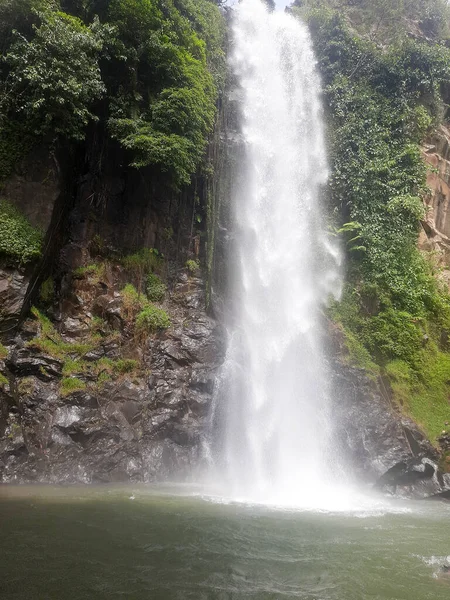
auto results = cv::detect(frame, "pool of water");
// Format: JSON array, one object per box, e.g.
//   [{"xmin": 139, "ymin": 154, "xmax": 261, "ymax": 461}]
[{"xmin": 1, "ymin": 485, "xmax": 450, "ymax": 599}]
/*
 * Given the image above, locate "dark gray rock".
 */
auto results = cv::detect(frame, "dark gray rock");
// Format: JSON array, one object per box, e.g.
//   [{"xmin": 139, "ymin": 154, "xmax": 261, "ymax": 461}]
[
  {"xmin": 0, "ymin": 266, "xmax": 30, "ymax": 327},
  {"xmin": 0, "ymin": 272, "xmax": 225, "ymax": 484},
  {"xmin": 7, "ymin": 347, "xmax": 63, "ymax": 379},
  {"xmin": 329, "ymin": 356, "xmax": 450, "ymax": 499}
]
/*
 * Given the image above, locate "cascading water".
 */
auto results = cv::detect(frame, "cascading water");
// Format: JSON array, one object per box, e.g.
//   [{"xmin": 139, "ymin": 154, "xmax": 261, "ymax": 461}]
[{"xmin": 207, "ymin": 0, "xmax": 343, "ymax": 507}]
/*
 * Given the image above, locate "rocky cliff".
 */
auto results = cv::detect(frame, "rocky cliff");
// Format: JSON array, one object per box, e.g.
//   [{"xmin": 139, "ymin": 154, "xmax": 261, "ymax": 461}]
[
  {"xmin": 2, "ymin": 1, "xmax": 450, "ymax": 502},
  {"xmin": 0, "ymin": 122, "xmax": 226, "ymax": 483},
  {"xmin": 420, "ymin": 124, "xmax": 450, "ymax": 280}
]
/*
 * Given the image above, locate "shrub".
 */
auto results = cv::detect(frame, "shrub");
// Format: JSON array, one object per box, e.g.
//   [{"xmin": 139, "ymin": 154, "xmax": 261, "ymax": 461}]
[
  {"xmin": 121, "ymin": 283, "xmax": 145, "ymax": 319},
  {"xmin": 4, "ymin": 10, "xmax": 109, "ymax": 140},
  {"xmin": 114, "ymin": 359, "xmax": 139, "ymax": 374},
  {"xmin": 185, "ymin": 259, "xmax": 200, "ymax": 274},
  {"xmin": 122, "ymin": 248, "xmax": 163, "ymax": 272},
  {"xmin": 73, "ymin": 262, "xmax": 107, "ymax": 283},
  {"xmin": 0, "ymin": 200, "xmax": 43, "ymax": 265},
  {"xmin": 39, "ymin": 277, "xmax": 54, "ymax": 304},
  {"xmin": 146, "ymin": 273, "xmax": 166, "ymax": 302},
  {"xmin": 62, "ymin": 358, "xmax": 88, "ymax": 377},
  {"xmin": 136, "ymin": 304, "xmax": 171, "ymax": 333}
]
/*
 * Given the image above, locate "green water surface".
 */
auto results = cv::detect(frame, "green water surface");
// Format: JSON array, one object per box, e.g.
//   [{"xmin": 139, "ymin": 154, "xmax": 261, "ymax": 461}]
[{"xmin": 1, "ymin": 485, "xmax": 449, "ymax": 600}]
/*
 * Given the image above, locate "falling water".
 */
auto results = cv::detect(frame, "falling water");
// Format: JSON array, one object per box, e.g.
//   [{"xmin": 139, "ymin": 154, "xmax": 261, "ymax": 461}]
[{"xmin": 208, "ymin": 0, "xmax": 342, "ymax": 506}]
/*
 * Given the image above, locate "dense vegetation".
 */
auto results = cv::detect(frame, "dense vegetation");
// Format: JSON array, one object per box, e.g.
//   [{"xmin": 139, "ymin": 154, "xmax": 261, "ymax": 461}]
[
  {"xmin": 0, "ymin": 199, "xmax": 43, "ymax": 264},
  {"xmin": 0, "ymin": 0, "xmax": 225, "ymax": 188},
  {"xmin": 293, "ymin": 0, "xmax": 450, "ymax": 441}
]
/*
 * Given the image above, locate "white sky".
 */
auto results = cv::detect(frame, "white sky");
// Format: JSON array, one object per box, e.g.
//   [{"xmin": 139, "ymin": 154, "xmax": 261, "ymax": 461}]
[{"xmin": 226, "ymin": 1, "xmax": 293, "ymax": 9}]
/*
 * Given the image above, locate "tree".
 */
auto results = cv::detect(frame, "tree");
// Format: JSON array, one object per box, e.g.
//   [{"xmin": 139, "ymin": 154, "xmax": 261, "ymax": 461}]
[{"xmin": 4, "ymin": 9, "xmax": 109, "ymax": 139}]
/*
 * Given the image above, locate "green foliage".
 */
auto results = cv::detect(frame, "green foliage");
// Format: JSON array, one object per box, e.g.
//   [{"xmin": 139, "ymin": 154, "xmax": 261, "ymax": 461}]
[
  {"xmin": 29, "ymin": 306, "xmax": 143, "ymax": 392},
  {"xmin": 106, "ymin": 0, "xmax": 225, "ymax": 188},
  {"xmin": 386, "ymin": 350, "xmax": 450, "ymax": 443},
  {"xmin": 29, "ymin": 306, "xmax": 96, "ymax": 359},
  {"xmin": 121, "ymin": 282, "xmax": 171, "ymax": 334},
  {"xmin": 185, "ymin": 258, "xmax": 199, "ymax": 274},
  {"xmin": 301, "ymin": 3, "xmax": 450, "ymax": 437},
  {"xmin": 114, "ymin": 358, "xmax": 139, "ymax": 374},
  {"xmin": 122, "ymin": 247, "xmax": 164, "ymax": 296},
  {"xmin": 295, "ymin": 0, "xmax": 450, "ymax": 44},
  {"xmin": 136, "ymin": 304, "xmax": 171, "ymax": 333},
  {"xmin": 364, "ymin": 309, "xmax": 424, "ymax": 364},
  {"xmin": 122, "ymin": 247, "xmax": 162, "ymax": 276},
  {"xmin": 62, "ymin": 357, "xmax": 85, "ymax": 376},
  {"xmin": 0, "ymin": 373, "xmax": 8, "ymax": 387},
  {"xmin": 0, "ymin": 120, "xmax": 36, "ymax": 181},
  {"xmin": 121, "ymin": 283, "xmax": 145, "ymax": 319},
  {"xmin": 90, "ymin": 315, "xmax": 107, "ymax": 334},
  {"xmin": 336, "ymin": 323, "xmax": 379, "ymax": 375},
  {"xmin": 39, "ymin": 276, "xmax": 54, "ymax": 304},
  {"xmin": 0, "ymin": 343, "xmax": 8, "ymax": 360},
  {"xmin": 146, "ymin": 273, "xmax": 166, "ymax": 302},
  {"xmin": 73, "ymin": 261, "xmax": 107, "ymax": 284},
  {"xmin": 0, "ymin": 200, "xmax": 42, "ymax": 265},
  {"xmin": 0, "ymin": 0, "xmax": 225, "ymax": 187},
  {"xmin": 60, "ymin": 376, "xmax": 86, "ymax": 396},
  {"xmin": 3, "ymin": 9, "xmax": 109, "ymax": 140}
]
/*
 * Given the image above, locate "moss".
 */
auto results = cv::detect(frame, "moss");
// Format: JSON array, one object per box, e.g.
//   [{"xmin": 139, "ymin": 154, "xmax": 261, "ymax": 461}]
[
  {"xmin": 0, "ymin": 373, "xmax": 8, "ymax": 387},
  {"xmin": 60, "ymin": 377, "xmax": 86, "ymax": 397},
  {"xmin": 185, "ymin": 259, "xmax": 200, "ymax": 275},
  {"xmin": 28, "ymin": 306, "xmax": 142, "ymax": 387},
  {"xmin": 0, "ymin": 343, "xmax": 8, "ymax": 360},
  {"xmin": 17, "ymin": 377, "xmax": 35, "ymax": 395},
  {"xmin": 439, "ymin": 451, "xmax": 450, "ymax": 474},
  {"xmin": 0, "ymin": 120, "xmax": 35, "ymax": 182},
  {"xmin": 121, "ymin": 283, "xmax": 145, "ymax": 319},
  {"xmin": 0, "ymin": 200, "xmax": 43, "ymax": 265},
  {"xmin": 385, "ymin": 346, "xmax": 450, "ymax": 443},
  {"xmin": 136, "ymin": 304, "xmax": 171, "ymax": 334},
  {"xmin": 28, "ymin": 306, "xmax": 97, "ymax": 379},
  {"xmin": 97, "ymin": 370, "xmax": 112, "ymax": 385},
  {"xmin": 90, "ymin": 316, "xmax": 107, "ymax": 333},
  {"xmin": 122, "ymin": 248, "xmax": 163, "ymax": 276},
  {"xmin": 28, "ymin": 337, "xmax": 94, "ymax": 359},
  {"xmin": 339, "ymin": 326, "xmax": 380, "ymax": 377},
  {"xmin": 62, "ymin": 358, "xmax": 88, "ymax": 377},
  {"xmin": 73, "ymin": 262, "xmax": 107, "ymax": 283},
  {"xmin": 146, "ymin": 273, "xmax": 166, "ymax": 302},
  {"xmin": 113, "ymin": 359, "xmax": 139, "ymax": 374},
  {"xmin": 39, "ymin": 277, "xmax": 55, "ymax": 304}
]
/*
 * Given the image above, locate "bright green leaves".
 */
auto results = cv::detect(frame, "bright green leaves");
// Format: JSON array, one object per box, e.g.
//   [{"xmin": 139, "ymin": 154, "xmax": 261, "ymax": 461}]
[
  {"xmin": 304, "ymin": 1, "xmax": 450, "ymax": 379},
  {"xmin": 3, "ymin": 9, "xmax": 110, "ymax": 140},
  {"xmin": 106, "ymin": 0, "xmax": 222, "ymax": 189},
  {"xmin": 0, "ymin": 0, "xmax": 225, "ymax": 189},
  {"xmin": 0, "ymin": 200, "xmax": 43, "ymax": 265}
]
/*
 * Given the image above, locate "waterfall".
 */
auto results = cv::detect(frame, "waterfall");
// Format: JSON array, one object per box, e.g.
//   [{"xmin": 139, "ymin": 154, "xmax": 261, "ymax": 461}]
[{"xmin": 208, "ymin": 0, "xmax": 342, "ymax": 507}]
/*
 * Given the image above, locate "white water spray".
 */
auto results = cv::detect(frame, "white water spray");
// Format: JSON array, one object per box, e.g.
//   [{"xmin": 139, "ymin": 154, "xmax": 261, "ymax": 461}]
[{"xmin": 208, "ymin": 0, "xmax": 342, "ymax": 507}]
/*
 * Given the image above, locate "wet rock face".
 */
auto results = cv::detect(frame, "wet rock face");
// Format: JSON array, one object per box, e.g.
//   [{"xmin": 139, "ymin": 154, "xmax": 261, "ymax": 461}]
[
  {"xmin": 0, "ymin": 266, "xmax": 31, "ymax": 327},
  {"xmin": 0, "ymin": 275, "xmax": 225, "ymax": 484},
  {"xmin": 420, "ymin": 125, "xmax": 450, "ymax": 287},
  {"xmin": 329, "ymin": 357, "xmax": 449, "ymax": 499}
]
